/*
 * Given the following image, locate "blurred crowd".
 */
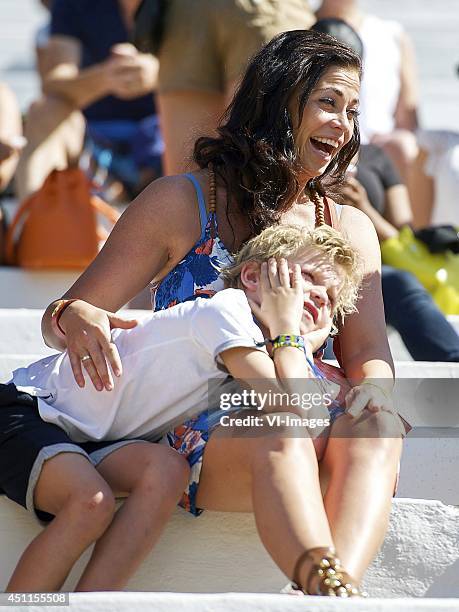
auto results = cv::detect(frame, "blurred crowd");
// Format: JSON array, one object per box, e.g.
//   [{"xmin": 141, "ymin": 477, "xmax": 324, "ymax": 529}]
[{"xmin": 1, "ymin": 0, "xmax": 459, "ymax": 361}]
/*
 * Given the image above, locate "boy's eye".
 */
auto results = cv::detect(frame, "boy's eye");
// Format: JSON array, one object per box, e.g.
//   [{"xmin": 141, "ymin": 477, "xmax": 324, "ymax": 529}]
[
  {"xmin": 302, "ymin": 271, "xmax": 313, "ymax": 281},
  {"xmin": 347, "ymin": 108, "xmax": 360, "ymax": 119},
  {"xmin": 327, "ymin": 294, "xmax": 336, "ymax": 310}
]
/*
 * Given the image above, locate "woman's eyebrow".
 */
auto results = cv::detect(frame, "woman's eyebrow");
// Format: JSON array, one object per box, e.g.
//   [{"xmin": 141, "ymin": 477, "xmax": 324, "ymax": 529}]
[{"xmin": 315, "ymin": 87, "xmax": 359, "ymax": 105}]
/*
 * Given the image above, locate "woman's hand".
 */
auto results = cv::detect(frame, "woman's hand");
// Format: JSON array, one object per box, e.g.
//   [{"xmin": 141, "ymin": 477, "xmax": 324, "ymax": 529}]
[
  {"xmin": 58, "ymin": 300, "xmax": 138, "ymax": 391},
  {"xmin": 345, "ymin": 382, "xmax": 395, "ymax": 419},
  {"xmin": 341, "ymin": 176, "xmax": 373, "ymax": 214},
  {"xmin": 249, "ymin": 258, "xmax": 304, "ymax": 338}
]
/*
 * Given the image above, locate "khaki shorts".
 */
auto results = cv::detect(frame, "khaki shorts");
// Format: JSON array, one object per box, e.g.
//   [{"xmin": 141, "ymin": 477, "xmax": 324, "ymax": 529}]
[{"xmin": 158, "ymin": 0, "xmax": 315, "ymax": 93}]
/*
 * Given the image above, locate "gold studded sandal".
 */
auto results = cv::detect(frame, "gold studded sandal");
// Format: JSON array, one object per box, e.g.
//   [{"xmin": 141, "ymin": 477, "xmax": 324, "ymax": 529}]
[{"xmin": 291, "ymin": 547, "xmax": 367, "ymax": 598}]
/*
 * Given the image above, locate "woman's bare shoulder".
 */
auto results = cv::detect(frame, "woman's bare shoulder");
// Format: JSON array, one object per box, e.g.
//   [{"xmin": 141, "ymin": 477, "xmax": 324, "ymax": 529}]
[
  {"xmin": 123, "ymin": 172, "xmax": 205, "ymax": 246},
  {"xmin": 337, "ymin": 202, "xmax": 381, "ymax": 269}
]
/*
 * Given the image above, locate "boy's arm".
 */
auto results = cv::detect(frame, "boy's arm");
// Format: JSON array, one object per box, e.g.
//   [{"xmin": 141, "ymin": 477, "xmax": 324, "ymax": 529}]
[
  {"xmin": 220, "ymin": 344, "xmax": 315, "ymax": 415},
  {"xmin": 219, "ymin": 259, "xmax": 323, "ymax": 414}
]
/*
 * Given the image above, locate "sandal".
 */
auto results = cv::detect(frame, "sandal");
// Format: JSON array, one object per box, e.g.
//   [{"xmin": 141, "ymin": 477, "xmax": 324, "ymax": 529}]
[{"xmin": 291, "ymin": 547, "xmax": 367, "ymax": 597}]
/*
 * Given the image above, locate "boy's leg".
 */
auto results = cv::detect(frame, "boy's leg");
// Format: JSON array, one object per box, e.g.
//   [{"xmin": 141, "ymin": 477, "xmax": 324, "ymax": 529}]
[
  {"xmin": 76, "ymin": 442, "xmax": 189, "ymax": 591},
  {"xmin": 7, "ymin": 453, "xmax": 115, "ymax": 592}
]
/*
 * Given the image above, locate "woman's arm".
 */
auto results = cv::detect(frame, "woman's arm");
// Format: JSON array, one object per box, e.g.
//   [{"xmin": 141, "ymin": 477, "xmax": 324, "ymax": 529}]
[
  {"xmin": 42, "ymin": 37, "xmax": 158, "ymax": 109},
  {"xmin": 394, "ymin": 32, "xmax": 419, "ymax": 131},
  {"xmin": 383, "ymin": 184, "xmax": 413, "ymax": 229},
  {"xmin": 337, "ymin": 205, "xmax": 394, "ymax": 387},
  {"xmin": 41, "ymin": 175, "xmax": 204, "ymax": 388},
  {"xmin": 340, "ymin": 176, "xmax": 399, "ymax": 242}
]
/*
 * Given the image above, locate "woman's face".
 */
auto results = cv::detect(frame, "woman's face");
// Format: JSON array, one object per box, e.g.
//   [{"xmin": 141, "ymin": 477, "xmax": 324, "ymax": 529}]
[{"xmin": 289, "ymin": 65, "xmax": 360, "ymax": 181}]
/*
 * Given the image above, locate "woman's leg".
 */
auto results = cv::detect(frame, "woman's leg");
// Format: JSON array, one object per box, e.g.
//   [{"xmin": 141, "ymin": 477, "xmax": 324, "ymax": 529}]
[
  {"xmin": 7, "ymin": 453, "xmax": 115, "ymax": 592},
  {"xmin": 383, "ymin": 266, "xmax": 459, "ymax": 361},
  {"xmin": 75, "ymin": 442, "xmax": 189, "ymax": 591},
  {"xmin": 196, "ymin": 414, "xmax": 335, "ymax": 589},
  {"xmin": 319, "ymin": 410, "xmax": 403, "ymax": 582}
]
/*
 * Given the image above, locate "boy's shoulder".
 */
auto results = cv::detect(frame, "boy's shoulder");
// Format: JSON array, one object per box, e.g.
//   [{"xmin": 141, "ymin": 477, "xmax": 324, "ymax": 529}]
[{"xmin": 201, "ymin": 288, "xmax": 251, "ymax": 316}]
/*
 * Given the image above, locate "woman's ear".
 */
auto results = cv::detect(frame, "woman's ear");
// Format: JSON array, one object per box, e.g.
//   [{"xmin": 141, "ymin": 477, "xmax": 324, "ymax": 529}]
[{"xmin": 239, "ymin": 261, "xmax": 260, "ymax": 293}]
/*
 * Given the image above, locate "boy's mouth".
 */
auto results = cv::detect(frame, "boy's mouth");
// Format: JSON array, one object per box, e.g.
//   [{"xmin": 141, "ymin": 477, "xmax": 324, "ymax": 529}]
[{"xmin": 303, "ymin": 301, "xmax": 319, "ymax": 323}]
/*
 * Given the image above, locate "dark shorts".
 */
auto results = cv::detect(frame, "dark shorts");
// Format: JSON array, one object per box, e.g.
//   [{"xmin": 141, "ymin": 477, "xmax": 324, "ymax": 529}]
[{"xmin": 0, "ymin": 384, "xmax": 143, "ymax": 523}]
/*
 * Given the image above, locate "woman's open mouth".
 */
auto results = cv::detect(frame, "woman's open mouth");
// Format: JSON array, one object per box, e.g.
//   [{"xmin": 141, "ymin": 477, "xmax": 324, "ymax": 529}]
[{"xmin": 310, "ymin": 136, "xmax": 339, "ymax": 160}]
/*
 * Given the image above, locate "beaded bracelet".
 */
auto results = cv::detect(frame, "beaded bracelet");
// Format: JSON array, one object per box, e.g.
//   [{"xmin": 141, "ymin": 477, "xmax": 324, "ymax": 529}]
[{"xmin": 271, "ymin": 334, "xmax": 305, "ymax": 352}]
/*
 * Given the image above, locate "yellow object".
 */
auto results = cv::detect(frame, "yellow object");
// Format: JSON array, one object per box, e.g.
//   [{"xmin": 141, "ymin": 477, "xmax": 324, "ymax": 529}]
[{"xmin": 380, "ymin": 226, "xmax": 459, "ymax": 315}]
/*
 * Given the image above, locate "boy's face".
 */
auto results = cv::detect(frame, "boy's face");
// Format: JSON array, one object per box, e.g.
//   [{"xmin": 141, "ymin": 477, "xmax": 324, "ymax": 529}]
[
  {"xmin": 291, "ymin": 248, "xmax": 344, "ymax": 337},
  {"xmin": 242, "ymin": 246, "xmax": 344, "ymax": 341}
]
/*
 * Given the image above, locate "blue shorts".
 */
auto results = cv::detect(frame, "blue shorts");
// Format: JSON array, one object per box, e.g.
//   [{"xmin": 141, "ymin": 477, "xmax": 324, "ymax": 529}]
[{"xmin": 0, "ymin": 384, "xmax": 146, "ymax": 523}]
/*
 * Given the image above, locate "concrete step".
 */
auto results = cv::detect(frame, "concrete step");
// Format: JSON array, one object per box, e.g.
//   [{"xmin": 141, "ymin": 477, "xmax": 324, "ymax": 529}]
[
  {"xmin": 0, "ymin": 268, "xmax": 82, "ymax": 309},
  {"xmin": 0, "ymin": 309, "xmax": 149, "ymax": 355},
  {"xmin": 8, "ymin": 593, "xmax": 459, "ymax": 612},
  {"xmin": 0, "ymin": 498, "xmax": 458, "ymax": 597}
]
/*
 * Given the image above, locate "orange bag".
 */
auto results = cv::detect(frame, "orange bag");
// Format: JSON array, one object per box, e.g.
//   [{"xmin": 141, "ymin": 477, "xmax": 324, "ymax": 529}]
[{"xmin": 5, "ymin": 168, "xmax": 120, "ymax": 269}]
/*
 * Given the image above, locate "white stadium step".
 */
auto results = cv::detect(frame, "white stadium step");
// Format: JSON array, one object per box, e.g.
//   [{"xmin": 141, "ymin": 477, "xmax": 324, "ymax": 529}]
[
  {"xmin": 0, "ymin": 309, "xmax": 458, "ymax": 598},
  {"xmin": 10, "ymin": 593, "xmax": 458, "ymax": 612},
  {"xmin": 0, "ymin": 498, "xmax": 458, "ymax": 598}
]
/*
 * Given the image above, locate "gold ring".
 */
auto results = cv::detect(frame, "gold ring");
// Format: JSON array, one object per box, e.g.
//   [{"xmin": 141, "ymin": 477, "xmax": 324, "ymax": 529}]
[{"xmin": 81, "ymin": 355, "xmax": 92, "ymax": 363}]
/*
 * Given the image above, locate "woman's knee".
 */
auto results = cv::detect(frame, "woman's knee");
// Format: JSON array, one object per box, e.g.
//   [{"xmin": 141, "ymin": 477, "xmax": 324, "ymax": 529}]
[
  {"xmin": 248, "ymin": 413, "xmax": 317, "ymax": 470},
  {"xmin": 377, "ymin": 130, "xmax": 418, "ymax": 167},
  {"xmin": 333, "ymin": 412, "xmax": 403, "ymax": 465}
]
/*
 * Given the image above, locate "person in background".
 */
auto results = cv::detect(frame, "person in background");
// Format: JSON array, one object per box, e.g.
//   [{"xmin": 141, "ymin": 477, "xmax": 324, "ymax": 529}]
[
  {"xmin": 16, "ymin": 0, "xmax": 162, "ymax": 203},
  {"xmin": 313, "ymin": 16, "xmax": 459, "ymax": 362},
  {"xmin": 341, "ymin": 144, "xmax": 459, "ymax": 362},
  {"xmin": 315, "ymin": 1, "xmax": 419, "ymax": 196},
  {"xmin": 409, "ymin": 129, "xmax": 459, "ymax": 228},
  {"xmin": 0, "ymin": 82, "xmax": 24, "ymax": 194},
  {"xmin": 0, "ymin": 82, "xmax": 25, "ymax": 263},
  {"xmin": 157, "ymin": 0, "xmax": 315, "ymax": 174}
]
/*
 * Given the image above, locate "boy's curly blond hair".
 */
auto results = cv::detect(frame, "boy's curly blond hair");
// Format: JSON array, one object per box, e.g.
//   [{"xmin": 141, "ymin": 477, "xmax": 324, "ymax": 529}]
[{"xmin": 221, "ymin": 224, "xmax": 363, "ymax": 324}]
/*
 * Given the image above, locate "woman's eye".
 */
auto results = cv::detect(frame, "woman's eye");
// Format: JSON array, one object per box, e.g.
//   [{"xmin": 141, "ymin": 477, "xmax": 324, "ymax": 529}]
[
  {"xmin": 302, "ymin": 271, "xmax": 313, "ymax": 280},
  {"xmin": 320, "ymin": 97, "xmax": 335, "ymax": 107},
  {"xmin": 347, "ymin": 108, "xmax": 360, "ymax": 119}
]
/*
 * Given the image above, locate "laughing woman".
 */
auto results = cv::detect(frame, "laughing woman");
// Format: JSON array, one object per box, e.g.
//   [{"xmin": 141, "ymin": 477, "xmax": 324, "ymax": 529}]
[{"xmin": 13, "ymin": 31, "xmax": 405, "ymax": 596}]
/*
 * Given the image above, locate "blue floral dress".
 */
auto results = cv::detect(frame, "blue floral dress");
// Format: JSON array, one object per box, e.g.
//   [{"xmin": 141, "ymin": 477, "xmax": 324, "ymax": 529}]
[
  {"xmin": 151, "ymin": 174, "xmax": 406, "ymax": 515},
  {"xmin": 152, "ymin": 174, "xmax": 234, "ymax": 515}
]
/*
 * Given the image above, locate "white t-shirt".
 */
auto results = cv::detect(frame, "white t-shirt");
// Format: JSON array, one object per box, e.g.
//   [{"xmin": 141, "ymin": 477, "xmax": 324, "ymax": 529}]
[
  {"xmin": 11, "ymin": 289, "xmax": 266, "ymax": 442},
  {"xmin": 358, "ymin": 15, "xmax": 403, "ymax": 143}
]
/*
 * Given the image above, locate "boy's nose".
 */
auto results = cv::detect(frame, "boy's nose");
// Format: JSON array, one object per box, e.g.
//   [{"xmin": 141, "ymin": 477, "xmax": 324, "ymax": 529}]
[{"xmin": 309, "ymin": 285, "xmax": 328, "ymax": 308}]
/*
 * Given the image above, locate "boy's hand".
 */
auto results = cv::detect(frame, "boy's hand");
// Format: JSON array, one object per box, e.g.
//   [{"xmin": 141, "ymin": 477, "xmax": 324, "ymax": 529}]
[
  {"xmin": 248, "ymin": 258, "xmax": 303, "ymax": 338},
  {"xmin": 302, "ymin": 323, "xmax": 332, "ymax": 356}
]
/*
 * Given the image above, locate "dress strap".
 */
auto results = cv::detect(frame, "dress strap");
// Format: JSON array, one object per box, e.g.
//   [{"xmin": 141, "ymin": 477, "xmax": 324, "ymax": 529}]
[
  {"xmin": 323, "ymin": 195, "xmax": 340, "ymax": 229},
  {"xmin": 184, "ymin": 173, "xmax": 208, "ymax": 240}
]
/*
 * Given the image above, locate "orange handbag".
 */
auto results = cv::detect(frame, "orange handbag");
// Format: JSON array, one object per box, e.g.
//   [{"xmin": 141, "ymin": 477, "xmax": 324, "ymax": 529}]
[{"xmin": 5, "ymin": 167, "xmax": 120, "ymax": 269}]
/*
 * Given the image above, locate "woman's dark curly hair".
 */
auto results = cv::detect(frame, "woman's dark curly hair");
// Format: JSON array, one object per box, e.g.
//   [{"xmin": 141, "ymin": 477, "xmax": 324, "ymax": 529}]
[{"xmin": 194, "ymin": 29, "xmax": 362, "ymax": 237}]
